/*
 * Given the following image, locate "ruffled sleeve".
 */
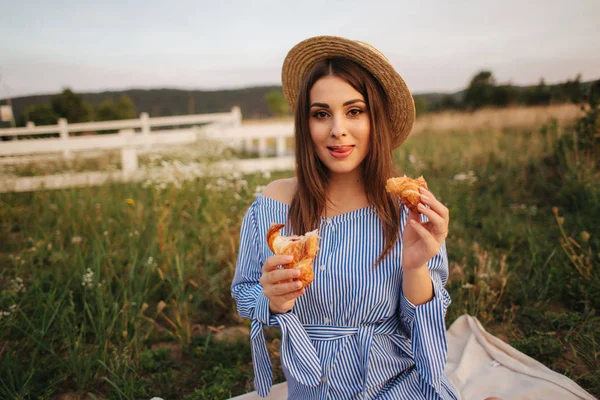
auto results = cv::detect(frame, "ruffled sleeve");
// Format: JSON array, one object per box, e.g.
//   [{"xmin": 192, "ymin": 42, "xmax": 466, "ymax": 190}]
[
  {"xmin": 398, "ymin": 205, "xmax": 452, "ymax": 399},
  {"xmin": 230, "ymin": 200, "xmax": 322, "ymax": 397}
]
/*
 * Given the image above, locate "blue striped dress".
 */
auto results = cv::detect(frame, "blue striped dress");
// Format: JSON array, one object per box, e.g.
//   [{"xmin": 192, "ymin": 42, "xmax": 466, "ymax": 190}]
[{"xmin": 231, "ymin": 194, "xmax": 460, "ymax": 400}]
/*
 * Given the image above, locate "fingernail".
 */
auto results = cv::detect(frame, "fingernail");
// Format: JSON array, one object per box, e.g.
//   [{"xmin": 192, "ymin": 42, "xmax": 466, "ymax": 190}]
[
  {"xmin": 292, "ymin": 270, "xmax": 301, "ymax": 277},
  {"xmin": 417, "ymin": 203, "xmax": 425, "ymax": 211},
  {"xmin": 419, "ymin": 187, "xmax": 428, "ymax": 193},
  {"xmin": 284, "ymin": 256, "xmax": 294, "ymax": 262},
  {"xmin": 295, "ymin": 282, "xmax": 303, "ymax": 289},
  {"xmin": 420, "ymin": 195, "xmax": 429, "ymax": 202}
]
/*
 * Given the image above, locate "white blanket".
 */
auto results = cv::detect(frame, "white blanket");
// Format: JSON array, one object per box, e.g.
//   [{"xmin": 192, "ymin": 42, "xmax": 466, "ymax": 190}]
[{"xmin": 230, "ymin": 314, "xmax": 597, "ymax": 400}]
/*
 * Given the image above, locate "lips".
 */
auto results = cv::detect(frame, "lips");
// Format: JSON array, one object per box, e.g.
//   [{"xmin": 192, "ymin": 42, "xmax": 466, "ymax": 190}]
[
  {"xmin": 327, "ymin": 145, "xmax": 354, "ymax": 152},
  {"xmin": 327, "ymin": 145, "xmax": 355, "ymax": 159}
]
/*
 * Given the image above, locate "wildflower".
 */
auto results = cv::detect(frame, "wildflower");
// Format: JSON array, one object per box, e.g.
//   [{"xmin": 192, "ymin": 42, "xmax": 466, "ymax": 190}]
[
  {"xmin": 234, "ymin": 193, "xmax": 242, "ymax": 201},
  {"xmin": 82, "ymin": 268, "xmax": 95, "ymax": 288},
  {"xmin": 262, "ymin": 170, "xmax": 271, "ymax": 179},
  {"xmin": 453, "ymin": 171, "xmax": 478, "ymax": 183},
  {"xmin": 125, "ymin": 198, "xmax": 136, "ymax": 207},
  {"xmin": 103, "ymin": 231, "xmax": 109, "ymax": 237},
  {"xmin": 409, "ymin": 154, "xmax": 416, "ymax": 164},
  {"xmin": 254, "ymin": 185, "xmax": 266, "ymax": 197},
  {"xmin": 10, "ymin": 277, "xmax": 26, "ymax": 293},
  {"xmin": 580, "ymin": 231, "xmax": 590, "ymax": 243},
  {"xmin": 147, "ymin": 256, "xmax": 154, "ymax": 266},
  {"xmin": 71, "ymin": 236, "xmax": 82, "ymax": 244},
  {"xmin": 461, "ymin": 283, "xmax": 475, "ymax": 289},
  {"xmin": 230, "ymin": 171, "xmax": 242, "ymax": 180}
]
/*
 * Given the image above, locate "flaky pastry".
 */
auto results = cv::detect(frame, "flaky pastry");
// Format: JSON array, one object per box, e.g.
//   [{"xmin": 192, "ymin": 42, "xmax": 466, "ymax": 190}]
[
  {"xmin": 385, "ymin": 175, "xmax": 429, "ymax": 212},
  {"xmin": 266, "ymin": 224, "xmax": 319, "ymax": 287}
]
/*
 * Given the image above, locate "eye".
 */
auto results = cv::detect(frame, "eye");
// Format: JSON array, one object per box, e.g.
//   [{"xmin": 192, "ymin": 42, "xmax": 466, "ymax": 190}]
[
  {"xmin": 312, "ymin": 111, "xmax": 329, "ymax": 119},
  {"xmin": 348, "ymin": 108, "xmax": 364, "ymax": 117}
]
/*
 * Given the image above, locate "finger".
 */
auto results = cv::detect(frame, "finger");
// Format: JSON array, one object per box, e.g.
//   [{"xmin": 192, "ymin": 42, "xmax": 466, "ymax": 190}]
[
  {"xmin": 409, "ymin": 219, "xmax": 438, "ymax": 248},
  {"xmin": 407, "ymin": 207, "xmax": 420, "ymax": 223},
  {"xmin": 417, "ymin": 203, "xmax": 445, "ymax": 228},
  {"xmin": 276, "ymin": 287, "xmax": 306, "ymax": 303},
  {"xmin": 419, "ymin": 188, "xmax": 449, "ymax": 220},
  {"xmin": 268, "ymin": 268, "xmax": 301, "ymax": 284},
  {"xmin": 419, "ymin": 186, "xmax": 436, "ymax": 199},
  {"xmin": 262, "ymin": 255, "xmax": 294, "ymax": 273},
  {"xmin": 271, "ymin": 280, "xmax": 303, "ymax": 296}
]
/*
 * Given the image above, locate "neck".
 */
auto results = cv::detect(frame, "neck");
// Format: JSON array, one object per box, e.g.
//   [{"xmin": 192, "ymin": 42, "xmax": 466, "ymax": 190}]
[{"xmin": 325, "ymin": 168, "xmax": 368, "ymax": 214}]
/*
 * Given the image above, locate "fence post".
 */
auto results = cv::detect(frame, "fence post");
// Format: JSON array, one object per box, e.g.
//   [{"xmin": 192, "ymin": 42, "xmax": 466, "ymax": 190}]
[
  {"xmin": 231, "ymin": 106, "xmax": 242, "ymax": 128},
  {"xmin": 258, "ymin": 137, "xmax": 267, "ymax": 158},
  {"xmin": 276, "ymin": 136, "xmax": 286, "ymax": 157},
  {"xmin": 58, "ymin": 118, "xmax": 72, "ymax": 159},
  {"xmin": 244, "ymin": 137, "xmax": 253, "ymax": 155},
  {"xmin": 140, "ymin": 112, "xmax": 150, "ymax": 150},
  {"xmin": 120, "ymin": 129, "xmax": 138, "ymax": 178}
]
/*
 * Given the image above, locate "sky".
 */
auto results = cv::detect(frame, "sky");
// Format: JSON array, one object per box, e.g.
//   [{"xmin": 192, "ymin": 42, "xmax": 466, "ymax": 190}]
[{"xmin": 1, "ymin": 0, "xmax": 599, "ymax": 99}]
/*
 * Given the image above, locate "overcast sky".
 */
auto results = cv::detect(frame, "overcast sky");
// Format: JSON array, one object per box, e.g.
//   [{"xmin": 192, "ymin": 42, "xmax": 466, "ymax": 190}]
[{"xmin": 1, "ymin": 0, "xmax": 599, "ymax": 98}]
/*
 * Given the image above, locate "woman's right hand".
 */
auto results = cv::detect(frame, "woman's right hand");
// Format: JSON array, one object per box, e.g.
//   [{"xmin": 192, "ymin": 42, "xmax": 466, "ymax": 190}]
[{"xmin": 260, "ymin": 255, "xmax": 305, "ymax": 314}]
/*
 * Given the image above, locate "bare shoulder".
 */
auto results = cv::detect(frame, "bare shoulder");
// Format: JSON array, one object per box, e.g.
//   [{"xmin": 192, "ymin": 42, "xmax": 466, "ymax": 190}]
[{"xmin": 262, "ymin": 177, "xmax": 297, "ymax": 205}]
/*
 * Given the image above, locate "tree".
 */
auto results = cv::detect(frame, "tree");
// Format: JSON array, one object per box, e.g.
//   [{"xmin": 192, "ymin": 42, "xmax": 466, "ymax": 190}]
[
  {"xmin": 523, "ymin": 78, "xmax": 552, "ymax": 105},
  {"xmin": 265, "ymin": 90, "xmax": 289, "ymax": 118},
  {"xmin": 25, "ymin": 104, "xmax": 59, "ymax": 126},
  {"xmin": 95, "ymin": 95, "xmax": 137, "ymax": 121},
  {"xmin": 491, "ymin": 85, "xmax": 518, "ymax": 107},
  {"xmin": 413, "ymin": 95, "xmax": 428, "ymax": 117},
  {"xmin": 50, "ymin": 88, "xmax": 94, "ymax": 122},
  {"xmin": 464, "ymin": 70, "xmax": 496, "ymax": 110}
]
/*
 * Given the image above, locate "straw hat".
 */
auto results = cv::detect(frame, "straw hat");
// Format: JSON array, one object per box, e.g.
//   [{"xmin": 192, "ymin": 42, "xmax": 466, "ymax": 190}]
[{"xmin": 281, "ymin": 35, "xmax": 416, "ymax": 148}]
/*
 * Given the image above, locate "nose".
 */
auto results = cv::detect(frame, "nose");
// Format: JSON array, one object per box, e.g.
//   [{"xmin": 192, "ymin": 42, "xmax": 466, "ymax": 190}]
[{"xmin": 330, "ymin": 115, "xmax": 347, "ymax": 138}]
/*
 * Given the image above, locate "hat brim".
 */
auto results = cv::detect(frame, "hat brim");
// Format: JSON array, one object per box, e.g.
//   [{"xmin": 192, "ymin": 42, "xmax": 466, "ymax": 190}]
[{"xmin": 282, "ymin": 35, "xmax": 415, "ymax": 148}]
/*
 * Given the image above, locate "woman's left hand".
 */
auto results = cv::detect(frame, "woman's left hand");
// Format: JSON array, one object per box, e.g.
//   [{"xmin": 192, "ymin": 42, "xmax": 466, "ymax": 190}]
[{"xmin": 401, "ymin": 186, "xmax": 449, "ymax": 271}]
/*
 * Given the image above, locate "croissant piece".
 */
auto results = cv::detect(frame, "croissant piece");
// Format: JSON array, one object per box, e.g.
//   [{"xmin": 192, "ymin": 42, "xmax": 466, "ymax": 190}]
[
  {"xmin": 266, "ymin": 223, "xmax": 319, "ymax": 287},
  {"xmin": 385, "ymin": 175, "xmax": 429, "ymax": 212}
]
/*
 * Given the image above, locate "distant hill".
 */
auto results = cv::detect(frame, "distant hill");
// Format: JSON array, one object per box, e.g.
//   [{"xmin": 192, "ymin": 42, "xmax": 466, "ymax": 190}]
[
  {"xmin": 5, "ymin": 86, "xmax": 284, "ymax": 126},
  {"xmin": 2, "ymin": 78, "xmax": 598, "ymax": 127}
]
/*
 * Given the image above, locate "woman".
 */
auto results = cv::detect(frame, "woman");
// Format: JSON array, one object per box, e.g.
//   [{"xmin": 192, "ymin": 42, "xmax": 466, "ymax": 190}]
[{"xmin": 231, "ymin": 36, "xmax": 459, "ymax": 399}]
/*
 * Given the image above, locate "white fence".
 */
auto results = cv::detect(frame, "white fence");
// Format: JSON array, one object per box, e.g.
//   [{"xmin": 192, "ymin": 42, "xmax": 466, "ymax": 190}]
[{"xmin": 0, "ymin": 109, "xmax": 296, "ymax": 193}]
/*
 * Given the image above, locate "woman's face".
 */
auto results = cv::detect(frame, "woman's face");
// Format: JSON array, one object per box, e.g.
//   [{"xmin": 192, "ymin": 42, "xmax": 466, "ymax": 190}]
[{"xmin": 308, "ymin": 75, "xmax": 371, "ymax": 177}]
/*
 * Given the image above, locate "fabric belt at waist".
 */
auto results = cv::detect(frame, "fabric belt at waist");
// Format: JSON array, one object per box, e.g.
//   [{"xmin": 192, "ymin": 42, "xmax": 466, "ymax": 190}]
[{"xmin": 250, "ymin": 313, "xmax": 412, "ymax": 398}]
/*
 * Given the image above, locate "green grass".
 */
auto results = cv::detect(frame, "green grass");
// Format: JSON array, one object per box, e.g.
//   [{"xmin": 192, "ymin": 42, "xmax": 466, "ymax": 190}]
[{"xmin": 1, "ymin": 114, "xmax": 598, "ymax": 399}]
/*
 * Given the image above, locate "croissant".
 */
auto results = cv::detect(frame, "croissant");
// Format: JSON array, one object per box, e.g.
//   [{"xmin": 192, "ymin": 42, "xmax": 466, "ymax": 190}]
[
  {"xmin": 385, "ymin": 175, "xmax": 429, "ymax": 212},
  {"xmin": 266, "ymin": 224, "xmax": 319, "ymax": 287}
]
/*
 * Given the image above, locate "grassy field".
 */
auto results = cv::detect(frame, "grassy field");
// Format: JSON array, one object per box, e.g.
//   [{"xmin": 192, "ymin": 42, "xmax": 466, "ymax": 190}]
[{"xmin": 0, "ymin": 103, "xmax": 598, "ymax": 399}]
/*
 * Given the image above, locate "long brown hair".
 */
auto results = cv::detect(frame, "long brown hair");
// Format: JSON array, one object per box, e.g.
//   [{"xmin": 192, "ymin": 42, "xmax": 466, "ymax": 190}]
[{"xmin": 289, "ymin": 57, "xmax": 401, "ymax": 266}]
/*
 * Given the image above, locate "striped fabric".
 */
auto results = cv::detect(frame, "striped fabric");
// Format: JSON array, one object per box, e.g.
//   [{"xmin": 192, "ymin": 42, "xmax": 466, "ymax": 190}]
[{"xmin": 231, "ymin": 195, "xmax": 460, "ymax": 400}]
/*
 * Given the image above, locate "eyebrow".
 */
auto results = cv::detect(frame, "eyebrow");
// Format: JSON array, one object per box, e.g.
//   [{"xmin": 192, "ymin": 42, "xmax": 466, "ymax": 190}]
[{"xmin": 310, "ymin": 99, "xmax": 366, "ymax": 108}]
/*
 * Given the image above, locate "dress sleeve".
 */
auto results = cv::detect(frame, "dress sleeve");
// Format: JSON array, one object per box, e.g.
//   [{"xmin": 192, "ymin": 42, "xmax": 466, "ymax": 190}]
[
  {"xmin": 230, "ymin": 200, "xmax": 322, "ymax": 397},
  {"xmin": 398, "ymin": 204, "xmax": 452, "ymax": 398},
  {"xmin": 230, "ymin": 200, "xmax": 276, "ymax": 327}
]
